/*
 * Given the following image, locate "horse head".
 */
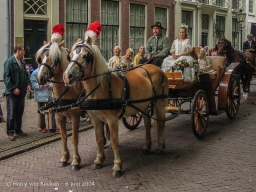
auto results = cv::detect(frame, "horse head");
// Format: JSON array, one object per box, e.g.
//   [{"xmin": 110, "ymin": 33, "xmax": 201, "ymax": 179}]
[
  {"xmin": 216, "ymin": 37, "xmax": 231, "ymax": 55},
  {"xmin": 63, "ymin": 37, "xmax": 107, "ymax": 86},
  {"xmin": 36, "ymin": 40, "xmax": 67, "ymax": 85}
]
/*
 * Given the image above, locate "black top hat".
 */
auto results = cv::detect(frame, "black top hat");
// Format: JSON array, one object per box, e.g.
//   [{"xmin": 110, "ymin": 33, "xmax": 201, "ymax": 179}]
[{"xmin": 151, "ymin": 22, "xmax": 164, "ymax": 29}]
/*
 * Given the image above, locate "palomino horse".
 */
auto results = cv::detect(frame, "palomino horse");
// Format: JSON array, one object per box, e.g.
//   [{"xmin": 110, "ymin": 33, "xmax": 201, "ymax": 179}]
[
  {"xmin": 216, "ymin": 37, "xmax": 255, "ymax": 99},
  {"xmin": 36, "ymin": 40, "xmax": 84, "ymax": 171},
  {"xmin": 63, "ymin": 38, "xmax": 169, "ymax": 177}
]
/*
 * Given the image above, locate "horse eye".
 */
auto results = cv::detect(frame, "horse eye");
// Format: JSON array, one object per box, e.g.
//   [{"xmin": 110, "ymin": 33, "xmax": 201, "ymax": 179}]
[{"xmin": 83, "ymin": 54, "xmax": 87, "ymax": 59}]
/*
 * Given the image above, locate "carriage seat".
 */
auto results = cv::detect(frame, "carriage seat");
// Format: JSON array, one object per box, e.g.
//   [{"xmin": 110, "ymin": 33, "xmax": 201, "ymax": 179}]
[{"xmin": 205, "ymin": 56, "xmax": 226, "ymax": 80}]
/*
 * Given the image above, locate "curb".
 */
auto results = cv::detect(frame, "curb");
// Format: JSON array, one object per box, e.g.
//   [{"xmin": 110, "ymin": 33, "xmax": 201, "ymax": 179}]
[{"xmin": 0, "ymin": 124, "xmax": 93, "ymax": 161}]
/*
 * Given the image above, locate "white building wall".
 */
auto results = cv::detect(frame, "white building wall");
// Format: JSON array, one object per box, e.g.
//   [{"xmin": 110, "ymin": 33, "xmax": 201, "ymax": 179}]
[{"xmin": 0, "ymin": 0, "xmax": 8, "ymax": 94}]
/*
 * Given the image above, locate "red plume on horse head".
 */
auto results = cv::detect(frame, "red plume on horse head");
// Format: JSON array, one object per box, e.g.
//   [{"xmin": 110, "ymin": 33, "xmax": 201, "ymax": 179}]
[
  {"xmin": 84, "ymin": 21, "xmax": 102, "ymax": 43},
  {"xmin": 51, "ymin": 24, "xmax": 65, "ymax": 43}
]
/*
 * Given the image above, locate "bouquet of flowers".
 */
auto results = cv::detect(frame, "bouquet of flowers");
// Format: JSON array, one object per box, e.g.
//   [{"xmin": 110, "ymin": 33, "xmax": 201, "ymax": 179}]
[{"xmin": 173, "ymin": 59, "xmax": 191, "ymax": 71}]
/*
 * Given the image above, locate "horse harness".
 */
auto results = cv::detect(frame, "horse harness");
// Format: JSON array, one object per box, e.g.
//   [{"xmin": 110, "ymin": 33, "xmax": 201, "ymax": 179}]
[{"xmin": 78, "ymin": 65, "xmax": 168, "ymax": 120}]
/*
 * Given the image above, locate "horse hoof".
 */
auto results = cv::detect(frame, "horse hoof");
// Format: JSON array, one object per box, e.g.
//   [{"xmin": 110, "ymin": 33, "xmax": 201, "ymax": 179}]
[
  {"xmin": 70, "ymin": 165, "xmax": 80, "ymax": 172},
  {"xmin": 58, "ymin": 161, "xmax": 68, "ymax": 167},
  {"xmin": 155, "ymin": 149, "xmax": 163, "ymax": 156},
  {"xmin": 140, "ymin": 149, "xmax": 150, "ymax": 155},
  {"xmin": 111, "ymin": 170, "xmax": 122, "ymax": 178},
  {"xmin": 91, "ymin": 163, "xmax": 103, "ymax": 170}
]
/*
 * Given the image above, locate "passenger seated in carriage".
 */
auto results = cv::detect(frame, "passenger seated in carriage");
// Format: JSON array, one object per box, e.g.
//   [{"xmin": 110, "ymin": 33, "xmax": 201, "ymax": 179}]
[
  {"xmin": 120, "ymin": 48, "xmax": 134, "ymax": 68},
  {"xmin": 108, "ymin": 46, "xmax": 122, "ymax": 69},
  {"xmin": 197, "ymin": 49, "xmax": 214, "ymax": 73},
  {"xmin": 133, "ymin": 45, "xmax": 145, "ymax": 66},
  {"xmin": 161, "ymin": 24, "xmax": 194, "ymax": 72}
]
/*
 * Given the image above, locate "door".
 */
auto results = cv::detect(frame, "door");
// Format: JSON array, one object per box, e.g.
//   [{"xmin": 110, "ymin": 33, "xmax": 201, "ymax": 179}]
[{"xmin": 24, "ymin": 20, "xmax": 47, "ymax": 68}]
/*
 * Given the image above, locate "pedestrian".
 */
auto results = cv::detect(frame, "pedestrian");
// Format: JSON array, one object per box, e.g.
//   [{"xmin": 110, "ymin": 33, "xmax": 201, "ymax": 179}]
[
  {"xmin": 4, "ymin": 44, "xmax": 31, "ymax": 141},
  {"xmin": 139, "ymin": 22, "xmax": 170, "ymax": 67},
  {"xmin": 0, "ymin": 104, "xmax": 6, "ymax": 123},
  {"xmin": 30, "ymin": 64, "xmax": 60, "ymax": 133},
  {"xmin": 133, "ymin": 45, "xmax": 145, "ymax": 66},
  {"xmin": 243, "ymin": 34, "xmax": 256, "ymax": 53}
]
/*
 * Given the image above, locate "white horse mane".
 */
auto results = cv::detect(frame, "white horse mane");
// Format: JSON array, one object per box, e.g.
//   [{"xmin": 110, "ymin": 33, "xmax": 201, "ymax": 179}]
[
  {"xmin": 35, "ymin": 44, "xmax": 49, "ymax": 63},
  {"xmin": 49, "ymin": 42, "xmax": 68, "ymax": 65},
  {"xmin": 35, "ymin": 43, "xmax": 68, "ymax": 66}
]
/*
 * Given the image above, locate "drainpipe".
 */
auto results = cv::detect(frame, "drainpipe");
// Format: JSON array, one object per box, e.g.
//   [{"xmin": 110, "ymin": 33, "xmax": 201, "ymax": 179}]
[{"xmin": 6, "ymin": 0, "xmax": 11, "ymax": 58}]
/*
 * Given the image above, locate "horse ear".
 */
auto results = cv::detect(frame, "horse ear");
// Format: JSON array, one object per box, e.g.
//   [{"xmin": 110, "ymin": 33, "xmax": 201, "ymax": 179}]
[
  {"xmin": 43, "ymin": 41, "xmax": 47, "ymax": 45},
  {"xmin": 76, "ymin": 38, "xmax": 82, "ymax": 43},
  {"xmin": 218, "ymin": 37, "xmax": 220, "ymax": 41},
  {"xmin": 58, "ymin": 40, "xmax": 65, "ymax": 47},
  {"xmin": 86, "ymin": 36, "xmax": 92, "ymax": 46}
]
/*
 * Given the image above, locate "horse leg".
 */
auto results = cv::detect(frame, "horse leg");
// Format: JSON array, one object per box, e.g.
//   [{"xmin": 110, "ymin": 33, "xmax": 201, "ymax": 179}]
[
  {"xmin": 140, "ymin": 111, "xmax": 152, "ymax": 155},
  {"xmin": 70, "ymin": 115, "xmax": 81, "ymax": 171},
  {"xmin": 57, "ymin": 116, "xmax": 70, "ymax": 167},
  {"xmin": 155, "ymin": 104, "xmax": 166, "ymax": 155},
  {"xmin": 108, "ymin": 120, "xmax": 122, "ymax": 178},
  {"xmin": 91, "ymin": 121, "xmax": 105, "ymax": 170}
]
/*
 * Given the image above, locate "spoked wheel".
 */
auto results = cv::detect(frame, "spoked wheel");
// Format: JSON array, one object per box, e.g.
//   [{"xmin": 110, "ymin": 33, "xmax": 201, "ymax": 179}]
[
  {"xmin": 191, "ymin": 90, "xmax": 209, "ymax": 139},
  {"xmin": 226, "ymin": 74, "xmax": 240, "ymax": 119},
  {"xmin": 122, "ymin": 113, "xmax": 142, "ymax": 130}
]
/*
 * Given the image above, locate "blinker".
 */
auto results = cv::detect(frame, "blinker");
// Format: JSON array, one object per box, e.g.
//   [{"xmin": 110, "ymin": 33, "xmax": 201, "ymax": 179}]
[{"xmin": 76, "ymin": 47, "xmax": 81, "ymax": 54}]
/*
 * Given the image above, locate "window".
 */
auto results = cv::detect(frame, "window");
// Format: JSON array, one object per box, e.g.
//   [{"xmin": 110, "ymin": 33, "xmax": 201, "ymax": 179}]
[
  {"xmin": 130, "ymin": 4, "xmax": 145, "ymax": 54},
  {"xmin": 216, "ymin": 16, "xmax": 225, "ymax": 38},
  {"xmin": 101, "ymin": 0, "xmax": 119, "ymax": 61},
  {"xmin": 155, "ymin": 7, "xmax": 168, "ymax": 36},
  {"xmin": 66, "ymin": 0, "xmax": 88, "ymax": 49},
  {"xmin": 199, "ymin": 0, "xmax": 209, "ymax": 4},
  {"xmin": 216, "ymin": 0, "xmax": 224, "ymax": 7},
  {"xmin": 201, "ymin": 14, "xmax": 209, "ymax": 47},
  {"xmin": 202, "ymin": 14, "xmax": 209, "ymax": 30},
  {"xmin": 232, "ymin": 0, "xmax": 239, "ymax": 10},
  {"xmin": 24, "ymin": 0, "xmax": 47, "ymax": 15},
  {"xmin": 232, "ymin": 18, "xmax": 239, "ymax": 49},
  {"xmin": 249, "ymin": 0, "xmax": 253, "ymax": 13},
  {"xmin": 182, "ymin": 10, "xmax": 193, "ymax": 41}
]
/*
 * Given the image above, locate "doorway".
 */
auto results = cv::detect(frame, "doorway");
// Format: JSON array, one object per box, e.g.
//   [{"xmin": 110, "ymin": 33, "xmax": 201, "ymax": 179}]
[{"xmin": 24, "ymin": 20, "xmax": 47, "ymax": 69}]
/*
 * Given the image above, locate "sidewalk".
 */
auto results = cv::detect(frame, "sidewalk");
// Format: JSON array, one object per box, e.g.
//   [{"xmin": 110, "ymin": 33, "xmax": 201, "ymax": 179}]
[{"xmin": 0, "ymin": 97, "xmax": 92, "ymax": 161}]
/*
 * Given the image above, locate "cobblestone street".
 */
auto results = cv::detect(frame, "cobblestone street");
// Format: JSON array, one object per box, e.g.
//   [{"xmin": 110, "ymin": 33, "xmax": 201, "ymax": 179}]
[{"xmin": 0, "ymin": 82, "xmax": 255, "ymax": 191}]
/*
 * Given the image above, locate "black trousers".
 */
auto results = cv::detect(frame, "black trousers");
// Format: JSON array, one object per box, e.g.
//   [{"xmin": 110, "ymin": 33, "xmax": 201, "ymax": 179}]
[
  {"xmin": 139, "ymin": 57, "xmax": 165, "ymax": 68},
  {"xmin": 6, "ymin": 95, "xmax": 25, "ymax": 135}
]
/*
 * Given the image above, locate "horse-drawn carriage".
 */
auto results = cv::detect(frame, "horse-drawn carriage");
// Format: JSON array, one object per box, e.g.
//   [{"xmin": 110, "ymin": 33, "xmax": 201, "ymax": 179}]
[
  {"xmin": 36, "ymin": 37, "xmax": 244, "ymax": 177},
  {"xmin": 122, "ymin": 55, "xmax": 241, "ymax": 138}
]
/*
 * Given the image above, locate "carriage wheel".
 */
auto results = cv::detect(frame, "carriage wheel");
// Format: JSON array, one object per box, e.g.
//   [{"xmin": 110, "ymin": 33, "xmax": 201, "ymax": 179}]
[
  {"xmin": 226, "ymin": 74, "xmax": 240, "ymax": 119},
  {"xmin": 122, "ymin": 113, "xmax": 142, "ymax": 130},
  {"xmin": 191, "ymin": 90, "xmax": 209, "ymax": 139}
]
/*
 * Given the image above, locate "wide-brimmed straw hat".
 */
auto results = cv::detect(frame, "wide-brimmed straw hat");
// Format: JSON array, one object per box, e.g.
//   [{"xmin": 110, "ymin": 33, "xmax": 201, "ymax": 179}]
[{"xmin": 151, "ymin": 22, "xmax": 164, "ymax": 29}]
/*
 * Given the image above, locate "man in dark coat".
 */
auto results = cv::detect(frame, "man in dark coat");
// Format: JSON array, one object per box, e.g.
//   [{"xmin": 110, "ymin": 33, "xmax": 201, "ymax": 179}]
[
  {"xmin": 243, "ymin": 34, "xmax": 256, "ymax": 54},
  {"xmin": 4, "ymin": 45, "xmax": 31, "ymax": 141}
]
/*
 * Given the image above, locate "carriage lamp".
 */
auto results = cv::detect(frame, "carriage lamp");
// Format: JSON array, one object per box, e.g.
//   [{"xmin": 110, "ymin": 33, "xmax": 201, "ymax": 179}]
[{"xmin": 236, "ymin": 9, "xmax": 246, "ymax": 51}]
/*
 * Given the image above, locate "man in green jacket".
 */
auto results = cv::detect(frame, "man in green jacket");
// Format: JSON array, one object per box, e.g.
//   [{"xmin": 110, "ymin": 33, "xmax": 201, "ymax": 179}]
[
  {"xmin": 4, "ymin": 45, "xmax": 31, "ymax": 141},
  {"xmin": 139, "ymin": 22, "xmax": 170, "ymax": 67}
]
